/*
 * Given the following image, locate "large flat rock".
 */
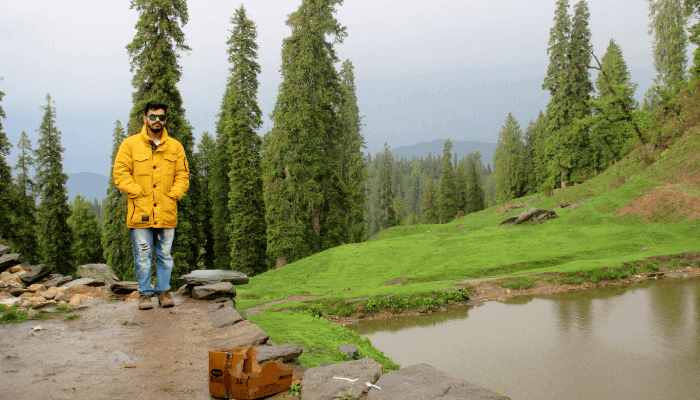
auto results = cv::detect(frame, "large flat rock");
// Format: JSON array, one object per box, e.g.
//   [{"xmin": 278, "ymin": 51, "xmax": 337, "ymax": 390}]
[
  {"xmin": 0, "ymin": 245, "xmax": 10, "ymax": 256},
  {"xmin": 302, "ymin": 358, "xmax": 383, "ymax": 400},
  {"xmin": 39, "ymin": 274, "xmax": 73, "ymax": 288},
  {"xmin": 19, "ymin": 264, "xmax": 51, "ymax": 284},
  {"xmin": 77, "ymin": 264, "xmax": 119, "ymax": 286},
  {"xmin": 366, "ymin": 364, "xmax": 511, "ymax": 400},
  {"xmin": 110, "ymin": 281, "xmax": 139, "ymax": 294},
  {"xmin": 63, "ymin": 278, "xmax": 105, "ymax": 288},
  {"xmin": 0, "ymin": 254, "xmax": 25, "ymax": 273},
  {"xmin": 254, "ymin": 344, "xmax": 303, "ymax": 364},
  {"xmin": 178, "ymin": 269, "xmax": 249, "ymax": 286},
  {"xmin": 192, "ymin": 281, "xmax": 236, "ymax": 300},
  {"xmin": 202, "ymin": 320, "xmax": 268, "ymax": 350},
  {"xmin": 209, "ymin": 306, "xmax": 246, "ymax": 329}
]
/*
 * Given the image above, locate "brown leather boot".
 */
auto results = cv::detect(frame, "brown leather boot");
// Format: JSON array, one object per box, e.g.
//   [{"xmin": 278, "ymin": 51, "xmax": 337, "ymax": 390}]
[
  {"xmin": 158, "ymin": 291, "xmax": 174, "ymax": 308},
  {"xmin": 138, "ymin": 295, "xmax": 153, "ymax": 310}
]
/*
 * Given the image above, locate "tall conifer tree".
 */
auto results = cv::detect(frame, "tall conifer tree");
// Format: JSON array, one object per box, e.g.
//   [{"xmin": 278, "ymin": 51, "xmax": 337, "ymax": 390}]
[
  {"xmin": 126, "ymin": 0, "xmax": 202, "ymax": 279},
  {"xmin": 263, "ymin": 0, "xmax": 349, "ymax": 267},
  {"xmin": 338, "ymin": 60, "xmax": 367, "ymax": 243},
  {"xmin": 454, "ymin": 162, "xmax": 467, "ymax": 214},
  {"xmin": 436, "ymin": 139, "xmax": 459, "ymax": 222},
  {"xmin": 379, "ymin": 144, "xmax": 396, "ymax": 229},
  {"xmin": 12, "ymin": 131, "xmax": 40, "ymax": 262},
  {"xmin": 69, "ymin": 195, "xmax": 104, "ymax": 266},
  {"xmin": 196, "ymin": 131, "xmax": 215, "ymax": 270},
  {"xmin": 494, "ymin": 113, "xmax": 525, "ymax": 202},
  {"xmin": 102, "ymin": 120, "xmax": 134, "ymax": 280},
  {"xmin": 647, "ymin": 0, "xmax": 687, "ymax": 106},
  {"xmin": 214, "ymin": 5, "xmax": 267, "ymax": 274},
  {"xmin": 35, "ymin": 94, "xmax": 73, "ymax": 275},
  {"xmin": 0, "ymin": 81, "xmax": 14, "ymax": 245},
  {"xmin": 420, "ymin": 179, "xmax": 438, "ymax": 224},
  {"xmin": 465, "ymin": 159, "xmax": 485, "ymax": 213}
]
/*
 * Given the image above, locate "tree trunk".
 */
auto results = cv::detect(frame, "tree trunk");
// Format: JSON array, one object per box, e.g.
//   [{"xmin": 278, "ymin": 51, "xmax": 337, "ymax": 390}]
[{"xmin": 276, "ymin": 254, "xmax": 286, "ymax": 269}]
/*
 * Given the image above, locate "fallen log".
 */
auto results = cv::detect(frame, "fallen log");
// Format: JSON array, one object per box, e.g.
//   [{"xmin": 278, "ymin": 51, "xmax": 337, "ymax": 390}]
[{"xmin": 500, "ymin": 207, "xmax": 558, "ymax": 226}]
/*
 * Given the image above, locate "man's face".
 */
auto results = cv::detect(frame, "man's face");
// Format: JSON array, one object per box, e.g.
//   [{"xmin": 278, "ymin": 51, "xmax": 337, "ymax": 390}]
[{"xmin": 143, "ymin": 108, "xmax": 167, "ymax": 134}]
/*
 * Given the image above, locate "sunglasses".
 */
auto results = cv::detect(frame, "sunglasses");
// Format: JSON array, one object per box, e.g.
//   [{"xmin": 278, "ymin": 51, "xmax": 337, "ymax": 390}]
[{"xmin": 147, "ymin": 114, "xmax": 167, "ymax": 121}]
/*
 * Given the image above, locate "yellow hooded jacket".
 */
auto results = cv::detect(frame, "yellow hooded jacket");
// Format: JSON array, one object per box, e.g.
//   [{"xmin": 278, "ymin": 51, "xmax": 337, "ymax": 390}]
[{"xmin": 113, "ymin": 125, "xmax": 189, "ymax": 229}]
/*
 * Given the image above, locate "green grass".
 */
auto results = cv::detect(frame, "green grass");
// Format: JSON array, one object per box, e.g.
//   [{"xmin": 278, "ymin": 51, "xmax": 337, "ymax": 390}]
[
  {"xmin": 0, "ymin": 304, "xmax": 74, "ymax": 324},
  {"xmin": 237, "ymin": 130, "xmax": 700, "ymax": 370}
]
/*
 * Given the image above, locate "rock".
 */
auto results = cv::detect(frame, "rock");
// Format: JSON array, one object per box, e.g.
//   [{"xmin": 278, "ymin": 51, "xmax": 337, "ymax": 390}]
[
  {"xmin": 9, "ymin": 287, "xmax": 29, "ymax": 297},
  {"xmin": 302, "ymin": 359, "xmax": 383, "ymax": 400},
  {"xmin": 125, "ymin": 291, "xmax": 140, "ymax": 302},
  {"xmin": 254, "ymin": 344, "xmax": 303, "ymax": 364},
  {"xmin": 110, "ymin": 281, "xmax": 139, "ymax": 294},
  {"xmin": 0, "ymin": 297, "xmax": 22, "ymax": 307},
  {"xmin": 39, "ymin": 291, "xmax": 55, "ymax": 300},
  {"xmin": 92, "ymin": 288, "xmax": 110, "ymax": 301},
  {"xmin": 62, "ymin": 278, "xmax": 105, "ymax": 288},
  {"xmin": 61, "ymin": 285, "xmax": 99, "ymax": 298},
  {"xmin": 366, "ymin": 364, "xmax": 511, "ymax": 400},
  {"xmin": 33, "ymin": 300, "xmax": 57, "ymax": 310},
  {"xmin": 202, "ymin": 320, "xmax": 268, "ymax": 349},
  {"xmin": 19, "ymin": 292, "xmax": 34, "ymax": 298},
  {"xmin": 76, "ymin": 264, "xmax": 119, "ymax": 286},
  {"xmin": 55, "ymin": 295, "xmax": 72, "ymax": 303},
  {"xmin": 69, "ymin": 293, "xmax": 93, "ymax": 307},
  {"xmin": 0, "ymin": 253, "xmax": 24, "ymax": 273},
  {"xmin": 28, "ymin": 283, "xmax": 47, "ymax": 293},
  {"xmin": 40, "ymin": 274, "xmax": 73, "ymax": 288},
  {"xmin": 500, "ymin": 207, "xmax": 557, "ymax": 226},
  {"xmin": 0, "ymin": 244, "xmax": 10, "ymax": 256},
  {"xmin": 7, "ymin": 265, "xmax": 25, "ymax": 274},
  {"xmin": 171, "ymin": 293, "xmax": 187, "ymax": 306},
  {"xmin": 19, "ymin": 264, "xmax": 51, "ymax": 284},
  {"xmin": 27, "ymin": 296, "xmax": 47, "ymax": 306},
  {"xmin": 74, "ymin": 299, "xmax": 104, "ymax": 310},
  {"xmin": 175, "ymin": 284, "xmax": 191, "ymax": 297},
  {"xmin": 209, "ymin": 307, "xmax": 246, "ymax": 329},
  {"xmin": 178, "ymin": 269, "xmax": 249, "ymax": 286},
  {"xmin": 192, "ymin": 282, "xmax": 236, "ymax": 300},
  {"xmin": 339, "ymin": 344, "xmax": 359, "ymax": 360},
  {"xmin": 0, "ymin": 271, "xmax": 20, "ymax": 283}
]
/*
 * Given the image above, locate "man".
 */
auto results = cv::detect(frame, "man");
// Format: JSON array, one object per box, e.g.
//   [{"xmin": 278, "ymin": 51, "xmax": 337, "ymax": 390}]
[{"xmin": 113, "ymin": 101, "xmax": 189, "ymax": 310}]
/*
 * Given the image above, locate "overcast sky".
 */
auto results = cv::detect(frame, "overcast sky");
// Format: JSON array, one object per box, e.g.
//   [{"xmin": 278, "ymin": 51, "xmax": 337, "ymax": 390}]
[{"xmin": 1, "ymin": 0, "xmax": 665, "ymax": 175}]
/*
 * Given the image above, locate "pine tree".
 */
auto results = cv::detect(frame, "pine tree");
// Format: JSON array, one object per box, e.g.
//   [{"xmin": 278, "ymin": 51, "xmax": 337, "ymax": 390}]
[
  {"xmin": 126, "ymin": 0, "xmax": 202, "ymax": 280},
  {"xmin": 590, "ymin": 39, "xmax": 637, "ymax": 170},
  {"xmin": 196, "ymin": 131, "xmax": 215, "ymax": 270},
  {"xmin": 263, "ymin": 0, "xmax": 349, "ymax": 267},
  {"xmin": 0, "ymin": 80, "xmax": 14, "ymax": 245},
  {"xmin": 494, "ymin": 113, "xmax": 525, "ymax": 202},
  {"xmin": 406, "ymin": 158, "xmax": 424, "ymax": 219},
  {"xmin": 436, "ymin": 139, "xmax": 459, "ymax": 222},
  {"xmin": 12, "ymin": 131, "xmax": 40, "ymax": 262},
  {"xmin": 646, "ymin": 0, "xmax": 687, "ymax": 106},
  {"xmin": 454, "ymin": 162, "xmax": 467, "ymax": 214},
  {"xmin": 102, "ymin": 120, "xmax": 134, "ymax": 280},
  {"xmin": 685, "ymin": 0, "xmax": 700, "ymax": 77},
  {"xmin": 35, "ymin": 94, "xmax": 73, "ymax": 275},
  {"xmin": 379, "ymin": 144, "xmax": 397, "ymax": 229},
  {"xmin": 420, "ymin": 179, "xmax": 438, "ymax": 224},
  {"xmin": 338, "ymin": 59, "xmax": 367, "ymax": 243},
  {"xmin": 465, "ymin": 158, "xmax": 486, "ymax": 213},
  {"xmin": 525, "ymin": 112, "xmax": 547, "ymax": 193},
  {"xmin": 69, "ymin": 195, "xmax": 104, "ymax": 266}
]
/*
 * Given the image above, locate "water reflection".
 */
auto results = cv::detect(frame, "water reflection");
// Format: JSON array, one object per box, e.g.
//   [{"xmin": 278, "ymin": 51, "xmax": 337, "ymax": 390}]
[{"xmin": 349, "ymin": 279, "xmax": 700, "ymax": 400}]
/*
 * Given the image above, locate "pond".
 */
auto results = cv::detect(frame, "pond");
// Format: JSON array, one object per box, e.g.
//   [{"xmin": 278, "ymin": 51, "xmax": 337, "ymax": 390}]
[{"xmin": 348, "ymin": 278, "xmax": 700, "ymax": 400}]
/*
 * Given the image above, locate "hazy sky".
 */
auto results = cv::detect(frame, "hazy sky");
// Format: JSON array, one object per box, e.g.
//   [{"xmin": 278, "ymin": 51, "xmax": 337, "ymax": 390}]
[{"xmin": 1, "ymin": 0, "xmax": 663, "ymax": 175}]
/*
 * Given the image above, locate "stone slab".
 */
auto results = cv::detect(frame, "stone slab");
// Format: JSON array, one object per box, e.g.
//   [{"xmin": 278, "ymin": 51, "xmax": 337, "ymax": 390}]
[
  {"xmin": 19, "ymin": 264, "xmax": 51, "ymax": 284},
  {"xmin": 110, "ymin": 281, "xmax": 139, "ymax": 294},
  {"xmin": 62, "ymin": 278, "xmax": 105, "ymax": 288},
  {"xmin": 202, "ymin": 320, "xmax": 268, "ymax": 350},
  {"xmin": 192, "ymin": 281, "xmax": 236, "ymax": 300},
  {"xmin": 178, "ymin": 269, "xmax": 249, "ymax": 286},
  {"xmin": 40, "ymin": 274, "xmax": 73, "ymax": 288},
  {"xmin": 209, "ymin": 306, "xmax": 246, "ymax": 329},
  {"xmin": 0, "ymin": 245, "xmax": 10, "ymax": 256},
  {"xmin": 366, "ymin": 364, "xmax": 511, "ymax": 400},
  {"xmin": 302, "ymin": 358, "xmax": 383, "ymax": 400},
  {"xmin": 0, "ymin": 254, "xmax": 26, "ymax": 273},
  {"xmin": 77, "ymin": 264, "xmax": 119, "ymax": 286},
  {"xmin": 254, "ymin": 344, "xmax": 303, "ymax": 364}
]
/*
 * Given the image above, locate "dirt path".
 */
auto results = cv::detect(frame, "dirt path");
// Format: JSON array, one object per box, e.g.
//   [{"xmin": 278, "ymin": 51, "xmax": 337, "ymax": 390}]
[{"xmin": 246, "ymin": 295, "xmax": 321, "ymax": 315}]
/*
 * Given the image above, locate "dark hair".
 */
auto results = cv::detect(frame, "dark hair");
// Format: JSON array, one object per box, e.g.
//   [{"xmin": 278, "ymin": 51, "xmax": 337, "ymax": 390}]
[{"xmin": 144, "ymin": 101, "xmax": 168, "ymax": 117}]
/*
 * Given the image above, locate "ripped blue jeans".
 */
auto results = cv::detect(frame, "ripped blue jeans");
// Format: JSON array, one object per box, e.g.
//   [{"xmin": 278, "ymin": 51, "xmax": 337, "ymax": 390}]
[{"xmin": 130, "ymin": 228, "xmax": 175, "ymax": 296}]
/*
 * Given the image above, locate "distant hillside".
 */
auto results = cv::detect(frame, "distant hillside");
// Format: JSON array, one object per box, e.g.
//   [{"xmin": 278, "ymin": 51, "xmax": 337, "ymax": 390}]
[
  {"xmin": 391, "ymin": 139, "xmax": 496, "ymax": 167},
  {"xmin": 67, "ymin": 172, "xmax": 109, "ymax": 203}
]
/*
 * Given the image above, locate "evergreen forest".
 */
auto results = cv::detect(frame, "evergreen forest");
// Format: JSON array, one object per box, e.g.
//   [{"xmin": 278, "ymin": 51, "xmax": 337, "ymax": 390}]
[{"xmin": 1, "ymin": 0, "xmax": 698, "ymax": 288}]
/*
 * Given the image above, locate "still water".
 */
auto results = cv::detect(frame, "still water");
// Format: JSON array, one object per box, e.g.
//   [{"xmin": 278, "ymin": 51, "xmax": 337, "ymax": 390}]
[{"xmin": 349, "ymin": 279, "xmax": 700, "ymax": 400}]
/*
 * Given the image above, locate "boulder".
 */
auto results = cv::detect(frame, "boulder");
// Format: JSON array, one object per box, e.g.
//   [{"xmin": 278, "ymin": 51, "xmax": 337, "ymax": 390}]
[
  {"xmin": 206, "ymin": 299, "xmax": 235, "ymax": 313},
  {"xmin": 55, "ymin": 295, "xmax": 72, "ymax": 303},
  {"xmin": 9, "ymin": 287, "xmax": 29, "ymax": 297},
  {"xmin": 254, "ymin": 344, "xmax": 303, "ymax": 364},
  {"xmin": 7, "ymin": 265, "xmax": 25, "ymax": 274},
  {"xmin": 0, "ymin": 272, "xmax": 23, "ymax": 285},
  {"xmin": 76, "ymin": 264, "xmax": 119, "ymax": 286},
  {"xmin": 0, "ymin": 297, "xmax": 21, "ymax": 307},
  {"xmin": 0, "ymin": 253, "xmax": 24, "ymax": 273},
  {"xmin": 61, "ymin": 285, "xmax": 99, "ymax": 298},
  {"xmin": 69, "ymin": 293, "xmax": 93, "ymax": 307},
  {"xmin": 202, "ymin": 320, "xmax": 268, "ymax": 349},
  {"xmin": 301, "ymin": 359, "xmax": 383, "ymax": 400},
  {"xmin": 125, "ymin": 291, "xmax": 141, "ymax": 302},
  {"xmin": 39, "ymin": 291, "xmax": 55, "ymax": 300},
  {"xmin": 339, "ymin": 344, "xmax": 359, "ymax": 360},
  {"xmin": 175, "ymin": 284, "xmax": 191, "ymax": 297},
  {"xmin": 19, "ymin": 264, "xmax": 51, "ymax": 284},
  {"xmin": 366, "ymin": 364, "xmax": 511, "ymax": 400},
  {"xmin": 33, "ymin": 300, "xmax": 57, "ymax": 310},
  {"xmin": 40, "ymin": 274, "xmax": 73, "ymax": 288},
  {"xmin": 192, "ymin": 282, "xmax": 236, "ymax": 300},
  {"xmin": 0, "ymin": 244, "xmax": 10, "ymax": 256},
  {"xmin": 28, "ymin": 283, "xmax": 47, "ymax": 293},
  {"xmin": 178, "ymin": 269, "xmax": 249, "ymax": 286},
  {"xmin": 209, "ymin": 306, "xmax": 246, "ymax": 329},
  {"xmin": 110, "ymin": 281, "xmax": 139, "ymax": 294},
  {"xmin": 62, "ymin": 278, "xmax": 105, "ymax": 288}
]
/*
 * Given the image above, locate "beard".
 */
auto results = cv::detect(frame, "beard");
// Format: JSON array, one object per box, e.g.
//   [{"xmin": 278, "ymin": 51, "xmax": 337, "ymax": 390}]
[{"xmin": 150, "ymin": 125, "xmax": 163, "ymax": 134}]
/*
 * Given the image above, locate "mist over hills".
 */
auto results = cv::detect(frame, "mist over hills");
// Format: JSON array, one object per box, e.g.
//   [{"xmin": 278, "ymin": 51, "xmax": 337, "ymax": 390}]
[
  {"xmin": 67, "ymin": 172, "xmax": 109, "ymax": 203},
  {"xmin": 390, "ymin": 139, "xmax": 496, "ymax": 167}
]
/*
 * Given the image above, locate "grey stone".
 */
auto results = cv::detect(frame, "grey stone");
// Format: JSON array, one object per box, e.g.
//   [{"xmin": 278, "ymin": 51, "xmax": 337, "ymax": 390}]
[
  {"xmin": 201, "ymin": 320, "xmax": 268, "ymax": 349},
  {"xmin": 175, "ymin": 284, "xmax": 191, "ymax": 297},
  {"xmin": 62, "ymin": 278, "xmax": 105, "ymax": 288},
  {"xmin": 192, "ymin": 282, "xmax": 236, "ymax": 300},
  {"xmin": 206, "ymin": 299, "xmax": 235, "ymax": 313},
  {"xmin": 9, "ymin": 288, "xmax": 29, "ymax": 297},
  {"xmin": 110, "ymin": 281, "xmax": 139, "ymax": 294},
  {"xmin": 172, "ymin": 293, "xmax": 187, "ymax": 306},
  {"xmin": 56, "ymin": 295, "xmax": 72, "ymax": 302},
  {"xmin": 19, "ymin": 264, "xmax": 51, "ymax": 284},
  {"xmin": 39, "ymin": 274, "xmax": 73, "ymax": 288},
  {"xmin": 77, "ymin": 264, "xmax": 119, "ymax": 286},
  {"xmin": 209, "ymin": 307, "xmax": 246, "ymax": 329},
  {"xmin": 302, "ymin": 358, "xmax": 383, "ymax": 400},
  {"xmin": 39, "ymin": 291, "xmax": 55, "ymax": 300},
  {"xmin": 0, "ymin": 254, "xmax": 25, "ymax": 273},
  {"xmin": 366, "ymin": 364, "xmax": 511, "ymax": 400},
  {"xmin": 74, "ymin": 299, "xmax": 105, "ymax": 310},
  {"xmin": 178, "ymin": 269, "xmax": 249, "ymax": 286},
  {"xmin": 339, "ymin": 344, "xmax": 359, "ymax": 359},
  {"xmin": 0, "ymin": 244, "xmax": 10, "ymax": 256},
  {"xmin": 254, "ymin": 344, "xmax": 303, "ymax": 364}
]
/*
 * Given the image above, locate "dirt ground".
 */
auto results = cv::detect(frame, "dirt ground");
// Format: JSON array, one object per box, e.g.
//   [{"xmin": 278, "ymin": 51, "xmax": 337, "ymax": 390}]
[{"xmin": 0, "ymin": 297, "xmax": 303, "ymax": 400}]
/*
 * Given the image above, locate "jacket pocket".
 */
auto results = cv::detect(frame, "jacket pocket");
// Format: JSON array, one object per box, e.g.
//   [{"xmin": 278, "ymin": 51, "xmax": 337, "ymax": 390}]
[
  {"xmin": 131, "ymin": 193, "xmax": 152, "ymax": 225},
  {"xmin": 133, "ymin": 153, "xmax": 151, "ymax": 190},
  {"xmin": 162, "ymin": 195, "xmax": 178, "ymax": 226}
]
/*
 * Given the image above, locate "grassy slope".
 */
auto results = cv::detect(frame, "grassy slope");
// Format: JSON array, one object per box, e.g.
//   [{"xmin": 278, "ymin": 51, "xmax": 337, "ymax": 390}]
[{"xmin": 242, "ymin": 126, "xmax": 700, "ymax": 369}]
